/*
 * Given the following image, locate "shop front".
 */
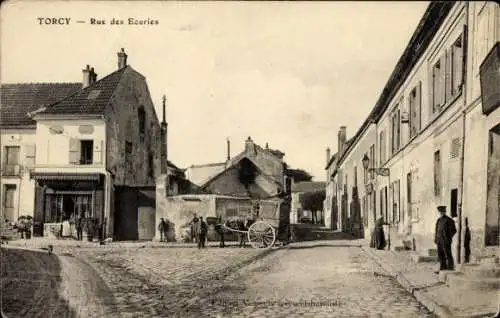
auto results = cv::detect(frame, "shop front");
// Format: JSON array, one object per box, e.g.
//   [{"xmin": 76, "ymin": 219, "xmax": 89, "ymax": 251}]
[{"xmin": 31, "ymin": 173, "xmax": 106, "ymax": 240}]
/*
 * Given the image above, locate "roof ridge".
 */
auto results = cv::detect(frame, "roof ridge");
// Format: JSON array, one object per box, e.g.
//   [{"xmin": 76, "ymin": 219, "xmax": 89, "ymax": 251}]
[
  {"xmin": 32, "ymin": 66, "xmax": 130, "ymax": 115},
  {"xmin": 189, "ymin": 162, "xmax": 226, "ymax": 168}
]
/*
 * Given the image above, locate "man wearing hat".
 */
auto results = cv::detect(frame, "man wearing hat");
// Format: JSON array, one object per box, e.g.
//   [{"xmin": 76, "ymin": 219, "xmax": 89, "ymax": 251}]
[{"xmin": 434, "ymin": 205, "xmax": 457, "ymax": 272}]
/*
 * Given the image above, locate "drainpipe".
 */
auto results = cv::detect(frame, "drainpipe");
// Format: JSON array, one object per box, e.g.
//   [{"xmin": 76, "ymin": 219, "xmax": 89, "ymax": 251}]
[{"xmin": 457, "ymin": 9, "xmax": 469, "ymax": 264}]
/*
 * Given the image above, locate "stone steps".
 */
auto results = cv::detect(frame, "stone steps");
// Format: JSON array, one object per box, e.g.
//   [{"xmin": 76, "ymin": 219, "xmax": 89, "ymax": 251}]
[
  {"xmin": 445, "ymin": 272, "xmax": 500, "ymax": 291},
  {"xmin": 411, "ymin": 254, "xmax": 438, "ymax": 263},
  {"xmin": 459, "ymin": 263, "xmax": 500, "ymax": 278}
]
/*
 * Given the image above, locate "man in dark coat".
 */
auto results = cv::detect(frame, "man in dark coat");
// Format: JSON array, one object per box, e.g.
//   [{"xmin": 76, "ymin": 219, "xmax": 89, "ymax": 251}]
[
  {"xmin": 76, "ymin": 216, "xmax": 83, "ymax": 241},
  {"xmin": 215, "ymin": 217, "xmax": 226, "ymax": 248},
  {"xmin": 198, "ymin": 217, "xmax": 207, "ymax": 249},
  {"xmin": 434, "ymin": 205, "xmax": 457, "ymax": 272},
  {"xmin": 464, "ymin": 217, "xmax": 471, "ymax": 264},
  {"xmin": 370, "ymin": 217, "xmax": 387, "ymax": 250},
  {"xmin": 158, "ymin": 218, "xmax": 168, "ymax": 242}
]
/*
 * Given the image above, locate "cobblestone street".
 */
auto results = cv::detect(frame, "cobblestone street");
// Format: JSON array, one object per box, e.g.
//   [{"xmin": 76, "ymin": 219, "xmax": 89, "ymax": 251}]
[
  {"xmin": 193, "ymin": 242, "xmax": 434, "ymax": 318},
  {"xmin": 70, "ymin": 246, "xmax": 273, "ymax": 317},
  {"xmin": 3, "ymin": 242, "xmax": 436, "ymax": 317}
]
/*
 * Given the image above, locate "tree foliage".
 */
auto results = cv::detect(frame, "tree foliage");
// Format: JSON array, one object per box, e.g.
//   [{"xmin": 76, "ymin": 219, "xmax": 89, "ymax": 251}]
[
  {"xmin": 299, "ymin": 190, "xmax": 325, "ymax": 211},
  {"xmin": 286, "ymin": 168, "xmax": 313, "ymax": 182}
]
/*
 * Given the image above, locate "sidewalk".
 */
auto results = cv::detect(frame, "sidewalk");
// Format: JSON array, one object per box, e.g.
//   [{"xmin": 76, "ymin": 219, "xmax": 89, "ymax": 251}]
[{"xmin": 361, "ymin": 244, "xmax": 499, "ymax": 318}]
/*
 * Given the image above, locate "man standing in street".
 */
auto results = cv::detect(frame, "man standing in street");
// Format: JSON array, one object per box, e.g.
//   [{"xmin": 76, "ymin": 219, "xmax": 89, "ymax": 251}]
[
  {"xmin": 76, "ymin": 215, "xmax": 83, "ymax": 241},
  {"xmin": 191, "ymin": 214, "xmax": 200, "ymax": 244},
  {"xmin": 198, "ymin": 217, "xmax": 207, "ymax": 249},
  {"xmin": 158, "ymin": 218, "xmax": 168, "ymax": 242},
  {"xmin": 434, "ymin": 205, "xmax": 457, "ymax": 273}
]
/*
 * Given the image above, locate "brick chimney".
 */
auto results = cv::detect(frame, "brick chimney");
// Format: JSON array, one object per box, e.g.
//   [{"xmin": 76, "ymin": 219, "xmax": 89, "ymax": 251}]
[
  {"xmin": 338, "ymin": 126, "xmax": 347, "ymax": 154},
  {"xmin": 326, "ymin": 147, "xmax": 331, "ymax": 165},
  {"xmin": 227, "ymin": 138, "xmax": 231, "ymax": 161},
  {"xmin": 82, "ymin": 65, "xmax": 98, "ymax": 88},
  {"xmin": 82, "ymin": 65, "xmax": 91, "ymax": 88},
  {"xmin": 245, "ymin": 136, "xmax": 256, "ymax": 157},
  {"xmin": 90, "ymin": 67, "xmax": 97, "ymax": 84},
  {"xmin": 117, "ymin": 48, "xmax": 128, "ymax": 70}
]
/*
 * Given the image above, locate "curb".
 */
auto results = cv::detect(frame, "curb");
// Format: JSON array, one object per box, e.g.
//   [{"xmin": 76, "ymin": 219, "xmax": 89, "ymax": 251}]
[{"xmin": 361, "ymin": 246, "xmax": 455, "ymax": 318}]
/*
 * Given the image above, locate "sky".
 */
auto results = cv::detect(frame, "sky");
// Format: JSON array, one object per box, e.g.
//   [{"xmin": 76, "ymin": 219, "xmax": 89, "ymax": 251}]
[{"xmin": 1, "ymin": 1, "xmax": 429, "ymax": 181}]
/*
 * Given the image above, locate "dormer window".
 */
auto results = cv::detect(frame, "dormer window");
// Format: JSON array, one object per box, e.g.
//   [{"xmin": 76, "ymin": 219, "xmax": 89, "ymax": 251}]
[{"xmin": 138, "ymin": 106, "xmax": 146, "ymax": 136}]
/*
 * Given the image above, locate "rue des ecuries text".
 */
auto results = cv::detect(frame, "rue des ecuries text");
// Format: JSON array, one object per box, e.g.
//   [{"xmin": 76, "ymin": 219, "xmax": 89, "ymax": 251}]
[{"xmin": 37, "ymin": 17, "xmax": 159, "ymax": 25}]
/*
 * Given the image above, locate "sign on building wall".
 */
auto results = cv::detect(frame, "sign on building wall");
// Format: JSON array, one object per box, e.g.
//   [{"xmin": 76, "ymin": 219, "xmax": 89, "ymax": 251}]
[{"xmin": 480, "ymin": 42, "xmax": 500, "ymax": 116}]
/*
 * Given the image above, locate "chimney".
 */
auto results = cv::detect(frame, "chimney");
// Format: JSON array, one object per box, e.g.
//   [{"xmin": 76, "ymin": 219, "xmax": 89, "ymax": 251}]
[
  {"xmin": 338, "ymin": 126, "xmax": 347, "ymax": 154},
  {"xmin": 160, "ymin": 95, "xmax": 168, "ymax": 175},
  {"xmin": 161, "ymin": 95, "xmax": 166, "ymax": 124},
  {"xmin": 326, "ymin": 147, "xmax": 331, "ymax": 165},
  {"xmin": 90, "ymin": 67, "xmax": 97, "ymax": 85},
  {"xmin": 226, "ymin": 138, "xmax": 231, "ymax": 161},
  {"xmin": 82, "ymin": 65, "xmax": 91, "ymax": 88},
  {"xmin": 265, "ymin": 142, "xmax": 269, "ymax": 149},
  {"xmin": 245, "ymin": 136, "xmax": 255, "ymax": 156},
  {"xmin": 117, "ymin": 48, "xmax": 128, "ymax": 70}
]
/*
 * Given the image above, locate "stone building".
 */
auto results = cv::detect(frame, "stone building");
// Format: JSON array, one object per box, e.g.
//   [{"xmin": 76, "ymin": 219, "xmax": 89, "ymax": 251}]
[
  {"xmin": 155, "ymin": 137, "xmax": 293, "ymax": 242},
  {"xmin": 325, "ymin": 1, "xmax": 499, "ymax": 261},
  {"xmin": 1, "ymin": 48, "xmax": 181, "ymax": 241}
]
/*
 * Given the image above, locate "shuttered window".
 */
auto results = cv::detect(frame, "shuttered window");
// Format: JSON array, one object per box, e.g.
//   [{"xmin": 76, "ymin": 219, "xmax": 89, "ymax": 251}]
[
  {"xmin": 434, "ymin": 150, "xmax": 441, "ymax": 197},
  {"xmin": 24, "ymin": 144, "xmax": 36, "ymax": 167},
  {"xmin": 409, "ymin": 82, "xmax": 422, "ymax": 138},
  {"xmin": 450, "ymin": 138, "xmax": 461, "ymax": 159}
]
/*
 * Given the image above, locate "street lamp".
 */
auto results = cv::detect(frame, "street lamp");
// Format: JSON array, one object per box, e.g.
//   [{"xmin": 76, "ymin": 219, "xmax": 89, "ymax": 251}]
[{"xmin": 362, "ymin": 154, "xmax": 391, "ymax": 250}]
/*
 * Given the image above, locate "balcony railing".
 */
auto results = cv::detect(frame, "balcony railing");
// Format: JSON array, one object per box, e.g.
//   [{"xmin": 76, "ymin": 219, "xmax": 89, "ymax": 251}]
[{"xmin": 2, "ymin": 164, "xmax": 22, "ymax": 176}]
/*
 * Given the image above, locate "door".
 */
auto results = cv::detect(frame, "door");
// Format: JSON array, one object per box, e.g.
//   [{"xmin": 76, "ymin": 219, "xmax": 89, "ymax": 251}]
[
  {"xmin": 3, "ymin": 185, "xmax": 17, "ymax": 222},
  {"xmin": 485, "ymin": 125, "xmax": 500, "ymax": 246},
  {"xmin": 138, "ymin": 206, "xmax": 156, "ymax": 240}
]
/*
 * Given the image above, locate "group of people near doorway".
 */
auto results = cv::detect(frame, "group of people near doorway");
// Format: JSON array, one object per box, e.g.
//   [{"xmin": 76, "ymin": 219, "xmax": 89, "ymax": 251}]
[{"xmin": 370, "ymin": 205, "xmax": 472, "ymax": 273}]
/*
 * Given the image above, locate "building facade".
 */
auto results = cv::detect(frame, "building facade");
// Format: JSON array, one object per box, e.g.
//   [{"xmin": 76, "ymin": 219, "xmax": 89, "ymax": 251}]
[
  {"xmin": 1, "ymin": 49, "xmax": 178, "ymax": 241},
  {"xmin": 1, "ymin": 83, "xmax": 81, "ymax": 224},
  {"xmin": 462, "ymin": 2, "xmax": 500, "ymax": 258},
  {"xmin": 325, "ymin": 1, "xmax": 499, "ymax": 261}
]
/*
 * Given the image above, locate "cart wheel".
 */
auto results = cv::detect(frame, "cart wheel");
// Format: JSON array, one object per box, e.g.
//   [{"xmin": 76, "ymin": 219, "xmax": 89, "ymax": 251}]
[{"xmin": 247, "ymin": 221, "xmax": 275, "ymax": 249}]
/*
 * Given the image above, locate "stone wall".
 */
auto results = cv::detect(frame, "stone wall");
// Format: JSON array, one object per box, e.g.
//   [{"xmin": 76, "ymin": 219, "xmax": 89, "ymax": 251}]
[{"xmin": 105, "ymin": 67, "xmax": 162, "ymax": 187}]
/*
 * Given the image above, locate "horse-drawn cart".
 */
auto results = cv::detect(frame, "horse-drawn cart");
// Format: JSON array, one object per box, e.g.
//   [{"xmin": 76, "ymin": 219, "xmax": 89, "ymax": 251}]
[{"xmin": 218, "ymin": 197, "xmax": 289, "ymax": 249}]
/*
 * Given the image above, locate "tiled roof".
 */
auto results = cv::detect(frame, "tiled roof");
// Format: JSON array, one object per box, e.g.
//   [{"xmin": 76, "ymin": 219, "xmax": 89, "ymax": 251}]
[
  {"xmin": 0, "ymin": 83, "xmax": 81, "ymax": 127},
  {"xmin": 291, "ymin": 181, "xmax": 326, "ymax": 193},
  {"xmin": 34, "ymin": 66, "xmax": 129, "ymax": 115}
]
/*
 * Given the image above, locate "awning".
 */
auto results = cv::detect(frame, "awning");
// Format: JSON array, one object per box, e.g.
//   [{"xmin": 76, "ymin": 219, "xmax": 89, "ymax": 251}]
[{"xmin": 31, "ymin": 172, "xmax": 102, "ymax": 182}]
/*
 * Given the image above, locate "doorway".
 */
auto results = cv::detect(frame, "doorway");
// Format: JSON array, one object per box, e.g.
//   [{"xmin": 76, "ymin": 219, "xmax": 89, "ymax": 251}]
[{"xmin": 485, "ymin": 124, "xmax": 500, "ymax": 246}]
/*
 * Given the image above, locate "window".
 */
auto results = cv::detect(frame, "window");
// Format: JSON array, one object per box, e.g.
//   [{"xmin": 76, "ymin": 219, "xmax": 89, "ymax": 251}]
[
  {"xmin": 392, "ymin": 180, "xmax": 401, "ymax": 222},
  {"xmin": 363, "ymin": 153, "xmax": 368, "ymax": 184},
  {"xmin": 369, "ymin": 144, "xmax": 375, "ymax": 179},
  {"xmin": 451, "ymin": 35, "xmax": 464, "ymax": 94},
  {"xmin": 5, "ymin": 146, "xmax": 20, "ymax": 165},
  {"xmin": 391, "ymin": 108, "xmax": 401, "ymax": 154},
  {"xmin": 354, "ymin": 166, "xmax": 358, "ymax": 187},
  {"xmin": 46, "ymin": 194, "xmax": 92, "ymax": 223},
  {"xmin": 434, "ymin": 150, "xmax": 441, "ymax": 197},
  {"xmin": 148, "ymin": 153, "xmax": 155, "ymax": 178},
  {"xmin": 450, "ymin": 189, "xmax": 458, "ymax": 218},
  {"xmin": 138, "ymin": 106, "xmax": 146, "ymax": 135},
  {"xmin": 450, "ymin": 137, "xmax": 461, "ymax": 159},
  {"xmin": 409, "ymin": 82, "xmax": 422, "ymax": 138},
  {"xmin": 80, "ymin": 140, "xmax": 93, "ymax": 165},
  {"xmin": 432, "ymin": 59, "xmax": 444, "ymax": 113},
  {"xmin": 407, "ymin": 172, "xmax": 412, "ymax": 220},
  {"xmin": 125, "ymin": 141, "xmax": 133, "ymax": 157},
  {"xmin": 3, "ymin": 146, "xmax": 20, "ymax": 176},
  {"xmin": 379, "ymin": 130, "xmax": 386, "ymax": 165}
]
